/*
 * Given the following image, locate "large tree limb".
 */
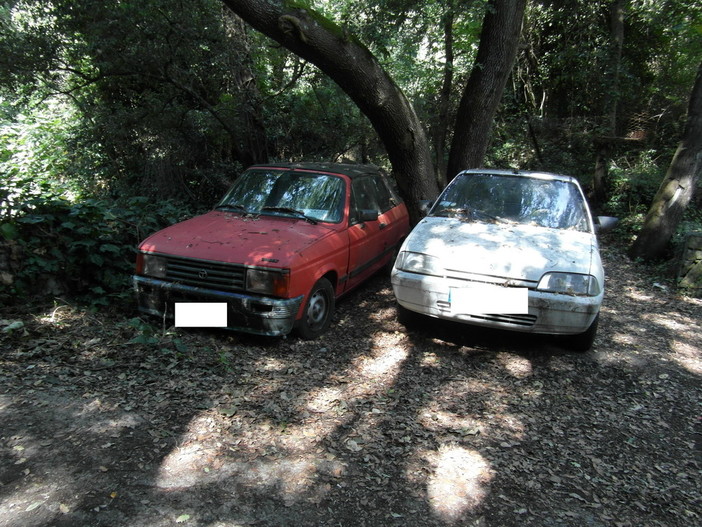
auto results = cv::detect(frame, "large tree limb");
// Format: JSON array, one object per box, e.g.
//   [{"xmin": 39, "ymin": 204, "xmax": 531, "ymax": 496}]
[{"xmin": 220, "ymin": 0, "xmax": 438, "ymax": 222}]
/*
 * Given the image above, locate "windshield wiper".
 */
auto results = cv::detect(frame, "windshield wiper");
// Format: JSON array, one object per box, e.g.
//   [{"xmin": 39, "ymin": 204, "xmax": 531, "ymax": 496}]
[{"xmin": 261, "ymin": 206, "xmax": 318, "ymax": 224}]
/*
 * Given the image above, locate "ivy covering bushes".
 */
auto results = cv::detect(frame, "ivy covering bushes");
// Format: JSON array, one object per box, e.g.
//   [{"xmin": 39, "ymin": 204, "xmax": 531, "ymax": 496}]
[{"xmin": 0, "ymin": 196, "xmax": 200, "ymax": 304}]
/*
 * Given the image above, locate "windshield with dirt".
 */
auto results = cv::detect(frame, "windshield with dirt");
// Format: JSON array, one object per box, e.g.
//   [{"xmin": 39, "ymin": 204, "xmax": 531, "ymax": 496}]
[
  {"xmin": 217, "ymin": 169, "xmax": 346, "ymax": 224},
  {"xmin": 431, "ymin": 173, "xmax": 591, "ymax": 232}
]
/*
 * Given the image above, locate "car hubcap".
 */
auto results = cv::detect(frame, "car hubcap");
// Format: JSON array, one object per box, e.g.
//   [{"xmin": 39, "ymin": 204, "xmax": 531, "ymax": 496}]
[{"xmin": 307, "ymin": 290, "xmax": 328, "ymax": 328}]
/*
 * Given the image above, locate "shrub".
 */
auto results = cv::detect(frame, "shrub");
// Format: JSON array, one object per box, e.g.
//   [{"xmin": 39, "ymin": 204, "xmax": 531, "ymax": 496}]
[
  {"xmin": 0, "ymin": 195, "xmax": 200, "ymax": 305},
  {"xmin": 605, "ymin": 150, "xmax": 665, "ymax": 217}
]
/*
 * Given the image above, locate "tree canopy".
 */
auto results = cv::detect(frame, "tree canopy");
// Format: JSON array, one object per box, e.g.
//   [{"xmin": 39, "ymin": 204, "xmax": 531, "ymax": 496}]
[{"xmin": 1, "ymin": 0, "xmax": 702, "ymax": 298}]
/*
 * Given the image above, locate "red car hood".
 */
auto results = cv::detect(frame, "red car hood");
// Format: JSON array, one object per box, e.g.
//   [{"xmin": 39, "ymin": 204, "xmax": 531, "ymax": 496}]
[{"xmin": 138, "ymin": 211, "xmax": 336, "ymax": 267}]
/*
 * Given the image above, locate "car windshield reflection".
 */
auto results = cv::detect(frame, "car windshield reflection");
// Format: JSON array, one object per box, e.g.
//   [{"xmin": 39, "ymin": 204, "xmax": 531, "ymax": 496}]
[
  {"xmin": 217, "ymin": 169, "xmax": 346, "ymax": 223},
  {"xmin": 431, "ymin": 173, "xmax": 591, "ymax": 232}
]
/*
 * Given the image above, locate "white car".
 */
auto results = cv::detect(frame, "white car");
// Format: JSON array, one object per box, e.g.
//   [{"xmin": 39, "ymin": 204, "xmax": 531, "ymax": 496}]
[{"xmin": 391, "ymin": 169, "xmax": 614, "ymax": 351}]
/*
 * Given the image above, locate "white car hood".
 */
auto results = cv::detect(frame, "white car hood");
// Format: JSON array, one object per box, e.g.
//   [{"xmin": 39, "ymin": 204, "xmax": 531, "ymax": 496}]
[{"xmin": 404, "ymin": 217, "xmax": 595, "ymax": 282}]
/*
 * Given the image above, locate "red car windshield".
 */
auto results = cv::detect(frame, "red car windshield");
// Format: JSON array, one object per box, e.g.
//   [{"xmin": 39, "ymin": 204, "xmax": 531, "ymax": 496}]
[{"xmin": 217, "ymin": 169, "xmax": 346, "ymax": 224}]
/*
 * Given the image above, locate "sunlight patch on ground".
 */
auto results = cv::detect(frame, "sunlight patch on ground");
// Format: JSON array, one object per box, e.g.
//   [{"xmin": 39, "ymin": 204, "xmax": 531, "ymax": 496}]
[
  {"xmin": 152, "ymin": 389, "xmax": 360, "ymax": 507},
  {"xmin": 238, "ymin": 332, "xmax": 410, "ymax": 463},
  {"xmin": 611, "ymin": 331, "xmax": 640, "ymax": 347},
  {"xmin": 368, "ymin": 305, "xmax": 399, "ymax": 322},
  {"xmin": 156, "ymin": 443, "xmax": 208, "ymax": 487},
  {"xmin": 154, "ymin": 329, "xmax": 506, "ymax": 512},
  {"xmin": 334, "ymin": 332, "xmax": 410, "ymax": 400},
  {"xmin": 641, "ymin": 310, "xmax": 702, "ymax": 372},
  {"xmin": 496, "ymin": 353, "xmax": 533, "ymax": 378},
  {"xmin": 301, "ymin": 334, "xmax": 408, "ymax": 415},
  {"xmin": 671, "ymin": 339, "xmax": 702, "ymax": 375},
  {"xmin": 423, "ymin": 446, "xmax": 493, "ymax": 523},
  {"xmin": 624, "ymin": 288, "xmax": 655, "ymax": 302},
  {"xmin": 642, "ymin": 312, "xmax": 696, "ymax": 332},
  {"xmin": 0, "ymin": 424, "xmax": 77, "ymax": 525},
  {"xmin": 156, "ymin": 445, "xmax": 342, "ymax": 506},
  {"xmin": 306, "ymin": 386, "xmax": 345, "ymax": 414},
  {"xmin": 356, "ymin": 344, "xmax": 408, "ymax": 379}
]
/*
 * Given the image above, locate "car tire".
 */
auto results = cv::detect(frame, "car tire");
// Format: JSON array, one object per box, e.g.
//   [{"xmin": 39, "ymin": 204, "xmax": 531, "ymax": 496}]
[
  {"xmin": 297, "ymin": 278, "xmax": 335, "ymax": 340},
  {"xmin": 566, "ymin": 313, "xmax": 599, "ymax": 352}
]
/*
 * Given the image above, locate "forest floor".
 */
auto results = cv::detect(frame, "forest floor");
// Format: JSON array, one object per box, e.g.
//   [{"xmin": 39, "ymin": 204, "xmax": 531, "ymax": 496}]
[{"xmin": 0, "ymin": 241, "xmax": 701, "ymax": 527}]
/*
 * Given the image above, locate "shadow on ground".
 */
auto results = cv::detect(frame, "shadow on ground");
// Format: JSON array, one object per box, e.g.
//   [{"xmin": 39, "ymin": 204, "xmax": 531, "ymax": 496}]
[{"xmin": 1, "ymin": 245, "xmax": 700, "ymax": 527}]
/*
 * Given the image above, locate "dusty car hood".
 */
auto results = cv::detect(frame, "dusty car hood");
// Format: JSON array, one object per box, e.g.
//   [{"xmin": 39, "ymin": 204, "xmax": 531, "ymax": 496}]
[
  {"xmin": 138, "ymin": 211, "xmax": 336, "ymax": 267},
  {"xmin": 404, "ymin": 217, "xmax": 596, "ymax": 282}
]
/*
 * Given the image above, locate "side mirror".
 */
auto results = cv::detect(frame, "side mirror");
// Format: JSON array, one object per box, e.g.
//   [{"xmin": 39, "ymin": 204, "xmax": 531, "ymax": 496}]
[
  {"xmin": 595, "ymin": 216, "xmax": 619, "ymax": 234},
  {"xmin": 358, "ymin": 209, "xmax": 379, "ymax": 223}
]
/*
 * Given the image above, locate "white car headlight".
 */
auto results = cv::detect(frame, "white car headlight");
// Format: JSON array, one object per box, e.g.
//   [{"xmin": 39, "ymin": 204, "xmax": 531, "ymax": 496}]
[
  {"xmin": 141, "ymin": 254, "xmax": 167, "ymax": 278},
  {"xmin": 537, "ymin": 272, "xmax": 600, "ymax": 296},
  {"xmin": 396, "ymin": 251, "xmax": 444, "ymax": 276},
  {"xmin": 246, "ymin": 268, "xmax": 290, "ymax": 296}
]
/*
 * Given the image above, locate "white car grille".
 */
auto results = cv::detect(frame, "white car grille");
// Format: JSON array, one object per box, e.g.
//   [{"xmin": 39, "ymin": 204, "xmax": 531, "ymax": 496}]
[{"xmin": 436, "ymin": 270, "xmax": 538, "ymax": 327}]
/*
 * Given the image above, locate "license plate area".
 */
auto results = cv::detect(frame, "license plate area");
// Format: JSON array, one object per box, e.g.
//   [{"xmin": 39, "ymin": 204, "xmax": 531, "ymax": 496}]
[
  {"xmin": 174, "ymin": 302, "xmax": 228, "ymax": 327},
  {"xmin": 450, "ymin": 284, "xmax": 528, "ymax": 315}
]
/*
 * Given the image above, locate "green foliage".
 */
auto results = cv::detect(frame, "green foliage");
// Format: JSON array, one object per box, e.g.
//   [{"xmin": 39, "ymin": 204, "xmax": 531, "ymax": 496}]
[
  {"xmin": 263, "ymin": 72, "xmax": 378, "ymax": 162},
  {"xmin": 605, "ymin": 150, "xmax": 666, "ymax": 217},
  {"xmin": 0, "ymin": 0, "xmax": 700, "ymax": 280},
  {"xmin": 1, "ymin": 195, "xmax": 200, "ymax": 304},
  {"xmin": 1, "ymin": 99, "xmax": 107, "ymax": 215},
  {"xmin": 1, "ymin": 0, "xmax": 268, "ymax": 201}
]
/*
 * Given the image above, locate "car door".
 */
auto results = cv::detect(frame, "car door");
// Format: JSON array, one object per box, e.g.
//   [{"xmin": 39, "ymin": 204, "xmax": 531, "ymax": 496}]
[{"xmin": 346, "ymin": 175, "xmax": 387, "ymax": 291}]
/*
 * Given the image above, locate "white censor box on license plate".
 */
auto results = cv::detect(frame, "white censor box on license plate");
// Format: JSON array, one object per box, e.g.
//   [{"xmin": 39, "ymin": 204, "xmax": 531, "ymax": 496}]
[
  {"xmin": 175, "ymin": 302, "xmax": 228, "ymax": 327},
  {"xmin": 450, "ymin": 284, "xmax": 528, "ymax": 314}
]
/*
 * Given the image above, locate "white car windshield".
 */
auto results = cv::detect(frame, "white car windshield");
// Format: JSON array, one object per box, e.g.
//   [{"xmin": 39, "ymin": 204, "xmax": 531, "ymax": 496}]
[
  {"xmin": 431, "ymin": 173, "xmax": 591, "ymax": 232},
  {"xmin": 217, "ymin": 169, "xmax": 346, "ymax": 223}
]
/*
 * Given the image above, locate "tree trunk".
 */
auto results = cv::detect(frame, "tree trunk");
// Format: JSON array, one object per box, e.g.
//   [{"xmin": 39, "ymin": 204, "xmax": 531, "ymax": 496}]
[
  {"xmin": 431, "ymin": 3, "xmax": 455, "ymax": 189},
  {"xmin": 220, "ymin": 0, "xmax": 438, "ymax": 223},
  {"xmin": 629, "ymin": 61, "xmax": 702, "ymax": 261},
  {"xmin": 446, "ymin": 0, "xmax": 527, "ymax": 180},
  {"xmin": 608, "ymin": 0, "xmax": 626, "ymax": 136}
]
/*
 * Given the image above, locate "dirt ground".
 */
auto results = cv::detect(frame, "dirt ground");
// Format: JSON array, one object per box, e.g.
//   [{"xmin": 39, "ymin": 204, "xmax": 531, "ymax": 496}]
[{"xmin": 1, "ymin": 242, "xmax": 701, "ymax": 527}]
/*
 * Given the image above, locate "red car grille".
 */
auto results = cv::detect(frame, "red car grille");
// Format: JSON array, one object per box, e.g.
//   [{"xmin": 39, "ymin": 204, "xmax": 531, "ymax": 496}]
[{"xmin": 164, "ymin": 256, "xmax": 246, "ymax": 292}]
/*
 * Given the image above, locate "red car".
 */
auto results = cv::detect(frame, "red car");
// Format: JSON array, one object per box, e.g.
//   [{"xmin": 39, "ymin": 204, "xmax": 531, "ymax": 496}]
[{"xmin": 133, "ymin": 163, "xmax": 410, "ymax": 338}]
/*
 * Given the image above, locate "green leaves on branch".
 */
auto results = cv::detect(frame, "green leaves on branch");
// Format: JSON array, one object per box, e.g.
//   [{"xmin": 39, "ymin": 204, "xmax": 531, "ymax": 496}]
[{"xmin": 1, "ymin": 196, "xmax": 199, "ymax": 303}]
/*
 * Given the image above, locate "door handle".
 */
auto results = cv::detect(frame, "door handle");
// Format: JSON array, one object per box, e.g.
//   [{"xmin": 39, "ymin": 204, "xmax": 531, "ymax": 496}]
[{"xmin": 379, "ymin": 222, "xmax": 387, "ymax": 229}]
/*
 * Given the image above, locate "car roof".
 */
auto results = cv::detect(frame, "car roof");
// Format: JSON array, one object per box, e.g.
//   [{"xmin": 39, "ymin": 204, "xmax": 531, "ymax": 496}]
[
  {"xmin": 457, "ymin": 168, "xmax": 579, "ymax": 185},
  {"xmin": 247, "ymin": 162, "xmax": 382, "ymax": 179}
]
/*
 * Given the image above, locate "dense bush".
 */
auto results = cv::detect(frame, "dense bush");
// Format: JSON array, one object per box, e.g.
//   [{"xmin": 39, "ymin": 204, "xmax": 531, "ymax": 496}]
[
  {"xmin": 0, "ymin": 196, "xmax": 201, "ymax": 305},
  {"xmin": 605, "ymin": 150, "xmax": 666, "ymax": 217}
]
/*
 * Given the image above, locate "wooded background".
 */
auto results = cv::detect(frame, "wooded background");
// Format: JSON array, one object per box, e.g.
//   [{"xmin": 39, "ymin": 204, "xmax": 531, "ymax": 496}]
[{"xmin": 1, "ymin": 0, "xmax": 701, "ymax": 300}]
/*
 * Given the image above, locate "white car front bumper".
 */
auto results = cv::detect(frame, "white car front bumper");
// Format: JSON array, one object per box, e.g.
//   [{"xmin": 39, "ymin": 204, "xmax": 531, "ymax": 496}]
[{"xmin": 391, "ymin": 269, "xmax": 601, "ymax": 336}]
